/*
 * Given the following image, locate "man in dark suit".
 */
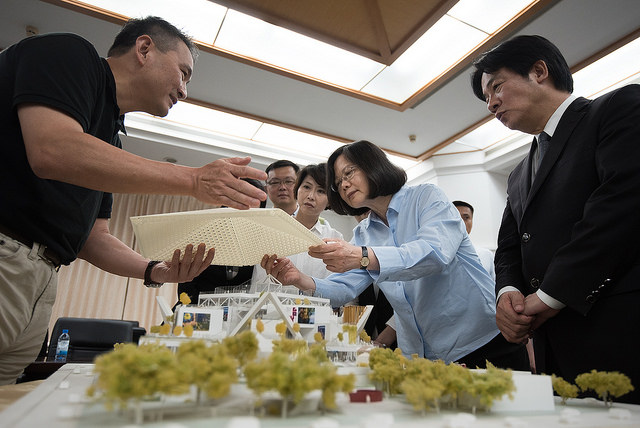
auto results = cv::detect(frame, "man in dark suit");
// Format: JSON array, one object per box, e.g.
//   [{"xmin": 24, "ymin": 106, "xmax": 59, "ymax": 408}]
[{"xmin": 471, "ymin": 35, "xmax": 640, "ymax": 403}]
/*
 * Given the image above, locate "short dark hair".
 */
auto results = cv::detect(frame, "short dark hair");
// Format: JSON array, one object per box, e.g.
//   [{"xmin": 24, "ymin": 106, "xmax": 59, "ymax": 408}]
[
  {"xmin": 221, "ymin": 178, "xmax": 266, "ymax": 208},
  {"xmin": 471, "ymin": 35, "xmax": 573, "ymax": 101},
  {"xmin": 243, "ymin": 178, "xmax": 267, "ymax": 208},
  {"xmin": 265, "ymin": 159, "xmax": 300, "ymax": 175},
  {"xmin": 294, "ymin": 163, "xmax": 330, "ymax": 209},
  {"xmin": 327, "ymin": 140, "xmax": 406, "ymax": 216},
  {"xmin": 453, "ymin": 200, "xmax": 474, "ymax": 214},
  {"xmin": 108, "ymin": 16, "xmax": 198, "ymax": 61}
]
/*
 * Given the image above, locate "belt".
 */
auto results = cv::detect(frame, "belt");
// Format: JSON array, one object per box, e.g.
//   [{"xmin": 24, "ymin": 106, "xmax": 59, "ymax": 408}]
[{"xmin": 0, "ymin": 224, "xmax": 62, "ymax": 267}]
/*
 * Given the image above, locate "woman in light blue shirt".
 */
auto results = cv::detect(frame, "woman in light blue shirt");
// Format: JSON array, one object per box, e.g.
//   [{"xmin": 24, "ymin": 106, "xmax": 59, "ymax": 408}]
[{"xmin": 262, "ymin": 141, "xmax": 528, "ymax": 369}]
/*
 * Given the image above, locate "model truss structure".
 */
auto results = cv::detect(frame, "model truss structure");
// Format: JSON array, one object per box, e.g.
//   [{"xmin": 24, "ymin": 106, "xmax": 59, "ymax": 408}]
[{"xmin": 154, "ymin": 275, "xmax": 373, "ymax": 356}]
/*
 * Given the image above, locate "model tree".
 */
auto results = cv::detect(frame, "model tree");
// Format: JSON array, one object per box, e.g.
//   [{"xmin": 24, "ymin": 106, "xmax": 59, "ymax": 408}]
[
  {"xmin": 466, "ymin": 362, "xmax": 515, "ymax": 413},
  {"xmin": 308, "ymin": 341, "xmax": 330, "ymax": 363},
  {"xmin": 275, "ymin": 321, "xmax": 287, "ymax": 336},
  {"xmin": 179, "ymin": 292, "xmax": 191, "ymax": 305},
  {"xmin": 183, "ymin": 323, "xmax": 194, "ymax": 337},
  {"xmin": 87, "ymin": 343, "xmax": 188, "ymax": 424},
  {"xmin": 368, "ymin": 347, "xmax": 408, "ymax": 396},
  {"xmin": 272, "ymin": 336, "xmax": 308, "ymax": 355},
  {"xmin": 551, "ymin": 374, "xmax": 579, "ymax": 405},
  {"xmin": 244, "ymin": 351, "xmax": 312, "ymax": 418},
  {"xmin": 221, "ymin": 330, "xmax": 259, "ymax": 368},
  {"xmin": 402, "ymin": 358, "xmax": 446, "ymax": 414},
  {"xmin": 316, "ymin": 363, "xmax": 355, "ymax": 412},
  {"xmin": 342, "ymin": 324, "xmax": 358, "ymax": 344},
  {"xmin": 421, "ymin": 359, "xmax": 472, "ymax": 410},
  {"xmin": 159, "ymin": 323, "xmax": 171, "ymax": 335},
  {"xmin": 575, "ymin": 370, "xmax": 634, "ymax": 407},
  {"xmin": 244, "ymin": 341, "xmax": 354, "ymax": 418},
  {"xmin": 255, "ymin": 318, "xmax": 265, "ymax": 333},
  {"xmin": 176, "ymin": 340, "xmax": 238, "ymax": 401}
]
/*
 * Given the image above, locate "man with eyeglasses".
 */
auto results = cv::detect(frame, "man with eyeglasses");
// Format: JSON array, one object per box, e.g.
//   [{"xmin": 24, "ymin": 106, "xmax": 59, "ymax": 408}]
[{"xmin": 265, "ymin": 160, "xmax": 300, "ymax": 215}]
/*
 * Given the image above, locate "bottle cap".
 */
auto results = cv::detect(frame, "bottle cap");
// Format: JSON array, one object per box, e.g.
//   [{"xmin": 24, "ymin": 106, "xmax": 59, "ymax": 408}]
[{"xmin": 62, "ymin": 329, "xmax": 68, "ymax": 334}]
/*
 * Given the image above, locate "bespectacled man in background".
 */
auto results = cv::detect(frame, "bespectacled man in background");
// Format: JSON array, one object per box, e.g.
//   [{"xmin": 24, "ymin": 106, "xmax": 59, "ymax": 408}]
[{"xmin": 265, "ymin": 159, "xmax": 300, "ymax": 215}]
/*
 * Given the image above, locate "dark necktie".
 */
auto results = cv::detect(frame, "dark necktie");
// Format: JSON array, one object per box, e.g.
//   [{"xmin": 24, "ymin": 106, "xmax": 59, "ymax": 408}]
[{"xmin": 533, "ymin": 132, "xmax": 551, "ymax": 179}]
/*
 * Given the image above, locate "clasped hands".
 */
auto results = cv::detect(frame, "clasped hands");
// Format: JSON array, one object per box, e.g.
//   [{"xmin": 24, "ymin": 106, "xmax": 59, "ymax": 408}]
[{"xmin": 496, "ymin": 290, "xmax": 560, "ymax": 344}]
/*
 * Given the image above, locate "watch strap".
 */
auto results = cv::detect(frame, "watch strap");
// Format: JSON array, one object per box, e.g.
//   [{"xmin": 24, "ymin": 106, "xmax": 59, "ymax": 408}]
[
  {"xmin": 360, "ymin": 246, "xmax": 370, "ymax": 269},
  {"xmin": 144, "ymin": 260, "xmax": 164, "ymax": 288}
]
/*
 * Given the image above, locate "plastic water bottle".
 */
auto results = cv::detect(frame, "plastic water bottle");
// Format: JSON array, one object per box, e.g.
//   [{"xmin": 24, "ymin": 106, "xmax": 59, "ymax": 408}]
[{"xmin": 54, "ymin": 329, "xmax": 70, "ymax": 362}]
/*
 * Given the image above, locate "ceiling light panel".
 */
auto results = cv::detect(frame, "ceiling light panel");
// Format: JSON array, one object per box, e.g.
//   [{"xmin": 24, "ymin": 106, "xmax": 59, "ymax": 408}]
[
  {"xmin": 252, "ymin": 124, "xmax": 344, "ymax": 159},
  {"xmin": 162, "ymin": 102, "xmax": 262, "ymax": 139},
  {"xmin": 572, "ymin": 36, "xmax": 640, "ymax": 97},
  {"xmin": 361, "ymin": 16, "xmax": 486, "ymax": 103},
  {"xmin": 447, "ymin": 0, "xmax": 536, "ymax": 34},
  {"xmin": 386, "ymin": 154, "xmax": 419, "ymax": 170},
  {"xmin": 81, "ymin": 0, "xmax": 227, "ymax": 44},
  {"xmin": 214, "ymin": 10, "xmax": 385, "ymax": 90},
  {"xmin": 456, "ymin": 119, "xmax": 518, "ymax": 150}
]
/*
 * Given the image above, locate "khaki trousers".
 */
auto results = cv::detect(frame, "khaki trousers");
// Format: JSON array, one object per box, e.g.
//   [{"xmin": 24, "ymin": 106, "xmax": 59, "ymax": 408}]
[{"xmin": 0, "ymin": 232, "xmax": 57, "ymax": 385}]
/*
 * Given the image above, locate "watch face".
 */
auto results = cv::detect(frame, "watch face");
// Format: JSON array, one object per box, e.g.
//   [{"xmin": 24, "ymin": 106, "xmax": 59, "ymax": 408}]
[{"xmin": 361, "ymin": 256, "xmax": 370, "ymax": 268}]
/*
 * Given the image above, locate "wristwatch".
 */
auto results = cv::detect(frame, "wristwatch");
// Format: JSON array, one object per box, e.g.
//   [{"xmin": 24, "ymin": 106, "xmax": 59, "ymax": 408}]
[
  {"xmin": 144, "ymin": 260, "xmax": 164, "ymax": 288},
  {"xmin": 359, "ymin": 246, "xmax": 370, "ymax": 270}
]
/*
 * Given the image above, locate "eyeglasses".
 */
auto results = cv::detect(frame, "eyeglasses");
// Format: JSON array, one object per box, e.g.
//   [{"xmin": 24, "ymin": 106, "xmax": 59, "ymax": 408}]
[
  {"xmin": 331, "ymin": 165, "xmax": 358, "ymax": 192},
  {"xmin": 266, "ymin": 178, "xmax": 296, "ymax": 188}
]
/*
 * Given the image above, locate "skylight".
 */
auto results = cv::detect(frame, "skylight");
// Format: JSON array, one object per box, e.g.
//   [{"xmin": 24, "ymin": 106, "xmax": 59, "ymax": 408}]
[
  {"xmin": 362, "ymin": 15, "xmax": 487, "ymax": 102},
  {"xmin": 214, "ymin": 10, "xmax": 385, "ymax": 91},
  {"xmin": 70, "ymin": 0, "xmax": 538, "ymax": 105},
  {"xmin": 85, "ymin": 0, "xmax": 227, "ymax": 44}
]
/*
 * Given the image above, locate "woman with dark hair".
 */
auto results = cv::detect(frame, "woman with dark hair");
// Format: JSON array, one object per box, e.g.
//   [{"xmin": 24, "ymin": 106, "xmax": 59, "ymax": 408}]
[
  {"xmin": 252, "ymin": 163, "xmax": 343, "ymax": 292},
  {"xmin": 262, "ymin": 141, "xmax": 528, "ymax": 369}
]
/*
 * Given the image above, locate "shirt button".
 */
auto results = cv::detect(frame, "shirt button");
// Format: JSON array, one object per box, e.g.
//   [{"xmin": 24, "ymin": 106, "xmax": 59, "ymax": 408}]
[
  {"xmin": 530, "ymin": 278, "xmax": 540, "ymax": 289},
  {"xmin": 586, "ymin": 294, "xmax": 596, "ymax": 303},
  {"xmin": 521, "ymin": 233, "xmax": 531, "ymax": 243}
]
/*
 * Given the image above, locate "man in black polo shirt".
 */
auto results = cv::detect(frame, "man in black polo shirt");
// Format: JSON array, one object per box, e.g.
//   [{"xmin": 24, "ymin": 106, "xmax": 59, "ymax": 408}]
[{"xmin": 0, "ymin": 16, "xmax": 267, "ymax": 384}]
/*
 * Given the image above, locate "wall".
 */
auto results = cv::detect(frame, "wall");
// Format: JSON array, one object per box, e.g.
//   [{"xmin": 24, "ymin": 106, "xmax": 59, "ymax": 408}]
[
  {"xmin": 408, "ymin": 152, "xmax": 511, "ymax": 251},
  {"xmin": 435, "ymin": 170, "xmax": 507, "ymax": 251}
]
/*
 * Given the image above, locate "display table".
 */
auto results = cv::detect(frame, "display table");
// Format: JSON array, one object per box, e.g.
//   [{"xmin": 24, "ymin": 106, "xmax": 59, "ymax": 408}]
[
  {"xmin": 0, "ymin": 380, "xmax": 43, "ymax": 412},
  {"xmin": 1, "ymin": 363, "xmax": 639, "ymax": 427}
]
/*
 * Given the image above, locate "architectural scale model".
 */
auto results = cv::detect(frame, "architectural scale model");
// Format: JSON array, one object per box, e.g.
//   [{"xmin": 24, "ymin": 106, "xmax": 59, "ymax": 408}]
[{"xmin": 147, "ymin": 275, "xmax": 373, "ymax": 360}]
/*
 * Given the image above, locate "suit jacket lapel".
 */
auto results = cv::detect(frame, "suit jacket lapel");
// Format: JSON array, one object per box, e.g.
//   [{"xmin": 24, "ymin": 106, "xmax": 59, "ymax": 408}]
[
  {"xmin": 513, "ymin": 143, "xmax": 534, "ymax": 221},
  {"xmin": 525, "ymin": 97, "xmax": 590, "ymax": 211}
]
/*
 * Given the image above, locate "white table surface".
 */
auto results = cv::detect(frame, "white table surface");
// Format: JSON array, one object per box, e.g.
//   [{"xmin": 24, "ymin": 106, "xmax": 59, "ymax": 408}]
[{"xmin": 1, "ymin": 363, "xmax": 640, "ymax": 428}]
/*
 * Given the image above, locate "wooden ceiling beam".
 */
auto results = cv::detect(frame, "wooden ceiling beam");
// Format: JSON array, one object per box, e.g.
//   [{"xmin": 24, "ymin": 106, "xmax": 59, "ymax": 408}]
[
  {"xmin": 365, "ymin": 0, "xmax": 392, "ymax": 64},
  {"xmin": 386, "ymin": 0, "xmax": 458, "ymax": 64},
  {"xmin": 213, "ymin": 0, "xmax": 388, "ymax": 63}
]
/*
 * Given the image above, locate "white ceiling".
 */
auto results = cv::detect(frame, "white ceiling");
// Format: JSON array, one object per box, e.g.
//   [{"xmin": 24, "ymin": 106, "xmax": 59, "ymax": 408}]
[{"xmin": 2, "ymin": 0, "xmax": 640, "ymax": 174}]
